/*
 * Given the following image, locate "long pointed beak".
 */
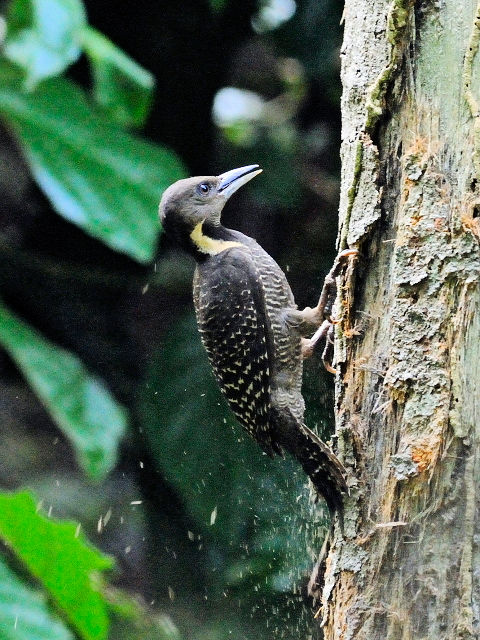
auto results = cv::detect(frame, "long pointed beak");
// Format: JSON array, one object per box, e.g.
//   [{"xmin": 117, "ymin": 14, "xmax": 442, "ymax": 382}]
[{"xmin": 217, "ymin": 164, "xmax": 262, "ymax": 198}]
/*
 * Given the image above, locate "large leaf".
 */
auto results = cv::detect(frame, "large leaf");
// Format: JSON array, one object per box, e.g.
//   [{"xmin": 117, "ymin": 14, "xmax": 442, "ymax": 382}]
[
  {"xmin": 0, "ymin": 556, "xmax": 74, "ymax": 640},
  {"xmin": 82, "ymin": 26, "xmax": 154, "ymax": 128},
  {"xmin": 0, "ymin": 301, "xmax": 127, "ymax": 480},
  {"xmin": 0, "ymin": 491, "xmax": 113, "ymax": 640},
  {"xmin": 139, "ymin": 314, "xmax": 326, "ymax": 593},
  {"xmin": 4, "ymin": 0, "xmax": 86, "ymax": 88},
  {"xmin": 0, "ymin": 62, "xmax": 186, "ymax": 263}
]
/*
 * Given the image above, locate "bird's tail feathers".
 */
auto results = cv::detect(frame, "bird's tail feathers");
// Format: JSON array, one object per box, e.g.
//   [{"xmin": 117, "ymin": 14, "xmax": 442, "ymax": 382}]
[{"xmin": 269, "ymin": 405, "xmax": 347, "ymax": 520}]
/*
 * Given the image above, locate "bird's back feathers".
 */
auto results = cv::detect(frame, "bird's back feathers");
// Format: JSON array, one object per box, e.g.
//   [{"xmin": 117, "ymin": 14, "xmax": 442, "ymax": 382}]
[{"xmin": 193, "ymin": 246, "xmax": 280, "ymax": 456}]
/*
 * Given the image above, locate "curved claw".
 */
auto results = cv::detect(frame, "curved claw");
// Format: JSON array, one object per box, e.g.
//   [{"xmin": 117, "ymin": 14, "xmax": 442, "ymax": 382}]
[
  {"xmin": 301, "ymin": 248, "xmax": 358, "ymax": 371},
  {"xmin": 323, "ymin": 361, "xmax": 338, "ymax": 375},
  {"xmin": 338, "ymin": 248, "xmax": 360, "ymax": 259},
  {"xmin": 322, "ymin": 324, "xmax": 336, "ymax": 373}
]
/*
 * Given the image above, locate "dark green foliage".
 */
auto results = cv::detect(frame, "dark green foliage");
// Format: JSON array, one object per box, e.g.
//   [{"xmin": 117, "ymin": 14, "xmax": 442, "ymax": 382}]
[
  {"xmin": 0, "ymin": 0, "xmax": 343, "ymax": 637},
  {"xmin": 139, "ymin": 314, "xmax": 328, "ymax": 595},
  {"xmin": 82, "ymin": 27, "xmax": 155, "ymax": 129},
  {"xmin": 0, "ymin": 0, "xmax": 188, "ymax": 636},
  {"xmin": 0, "ymin": 491, "xmax": 113, "ymax": 640},
  {"xmin": 0, "ymin": 556, "xmax": 74, "ymax": 640},
  {"xmin": 0, "ymin": 63, "xmax": 184, "ymax": 263},
  {"xmin": 4, "ymin": 0, "xmax": 86, "ymax": 88},
  {"xmin": 0, "ymin": 301, "xmax": 127, "ymax": 480},
  {"xmin": 0, "ymin": 491, "xmax": 185, "ymax": 640}
]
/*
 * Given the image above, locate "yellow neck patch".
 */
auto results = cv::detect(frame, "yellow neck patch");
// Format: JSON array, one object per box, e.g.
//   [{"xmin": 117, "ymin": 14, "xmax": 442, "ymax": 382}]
[{"xmin": 190, "ymin": 221, "xmax": 243, "ymax": 255}]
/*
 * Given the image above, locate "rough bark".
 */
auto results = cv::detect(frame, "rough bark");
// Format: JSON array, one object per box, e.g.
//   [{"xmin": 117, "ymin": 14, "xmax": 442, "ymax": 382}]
[{"xmin": 319, "ymin": 1, "xmax": 480, "ymax": 638}]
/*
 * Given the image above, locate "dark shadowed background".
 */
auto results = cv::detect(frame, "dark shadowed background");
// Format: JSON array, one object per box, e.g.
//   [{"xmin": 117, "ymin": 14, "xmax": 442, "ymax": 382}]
[{"xmin": 0, "ymin": 1, "xmax": 343, "ymax": 638}]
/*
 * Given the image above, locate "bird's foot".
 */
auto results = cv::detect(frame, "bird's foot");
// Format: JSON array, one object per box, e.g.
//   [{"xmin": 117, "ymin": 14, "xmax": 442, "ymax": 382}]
[
  {"xmin": 300, "ymin": 249, "xmax": 359, "ymax": 372},
  {"xmin": 312, "ymin": 248, "xmax": 360, "ymax": 324},
  {"xmin": 301, "ymin": 319, "xmax": 330, "ymax": 359},
  {"xmin": 321, "ymin": 323, "xmax": 336, "ymax": 373},
  {"xmin": 291, "ymin": 249, "xmax": 359, "ymax": 331}
]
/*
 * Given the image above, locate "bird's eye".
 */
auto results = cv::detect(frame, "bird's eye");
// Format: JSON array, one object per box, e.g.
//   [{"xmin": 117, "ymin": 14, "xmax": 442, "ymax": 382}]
[{"xmin": 198, "ymin": 183, "xmax": 210, "ymax": 195}]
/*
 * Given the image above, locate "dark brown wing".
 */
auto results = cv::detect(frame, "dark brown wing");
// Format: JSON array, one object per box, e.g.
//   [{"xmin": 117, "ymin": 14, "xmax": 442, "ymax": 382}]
[{"xmin": 193, "ymin": 248, "xmax": 279, "ymax": 456}]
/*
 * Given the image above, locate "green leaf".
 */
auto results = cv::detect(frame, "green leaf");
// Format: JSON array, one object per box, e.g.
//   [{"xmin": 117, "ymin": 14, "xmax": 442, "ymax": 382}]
[
  {"xmin": 0, "ymin": 301, "xmax": 128, "ymax": 480},
  {"xmin": 0, "ymin": 61, "xmax": 186, "ymax": 263},
  {"xmin": 139, "ymin": 314, "xmax": 326, "ymax": 593},
  {"xmin": 0, "ymin": 556, "xmax": 74, "ymax": 640},
  {"xmin": 82, "ymin": 26, "xmax": 154, "ymax": 128},
  {"xmin": 0, "ymin": 490, "xmax": 113, "ymax": 640},
  {"xmin": 4, "ymin": 0, "xmax": 86, "ymax": 89}
]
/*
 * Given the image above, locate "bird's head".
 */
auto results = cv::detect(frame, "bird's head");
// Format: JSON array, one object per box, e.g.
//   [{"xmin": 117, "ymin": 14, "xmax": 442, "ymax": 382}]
[{"xmin": 159, "ymin": 164, "xmax": 262, "ymax": 254}]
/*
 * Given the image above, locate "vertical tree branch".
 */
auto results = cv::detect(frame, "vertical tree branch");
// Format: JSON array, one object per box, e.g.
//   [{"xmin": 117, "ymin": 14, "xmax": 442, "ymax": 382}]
[{"xmin": 319, "ymin": 1, "xmax": 480, "ymax": 638}]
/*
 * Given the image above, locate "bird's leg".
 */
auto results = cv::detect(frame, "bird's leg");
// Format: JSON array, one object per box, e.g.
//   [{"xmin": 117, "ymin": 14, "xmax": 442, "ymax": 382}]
[
  {"xmin": 298, "ymin": 249, "xmax": 359, "ymax": 328},
  {"xmin": 301, "ymin": 319, "xmax": 330, "ymax": 359},
  {"xmin": 288, "ymin": 249, "xmax": 358, "ymax": 371},
  {"xmin": 321, "ymin": 323, "xmax": 336, "ymax": 374},
  {"xmin": 303, "ymin": 322, "xmax": 336, "ymax": 372}
]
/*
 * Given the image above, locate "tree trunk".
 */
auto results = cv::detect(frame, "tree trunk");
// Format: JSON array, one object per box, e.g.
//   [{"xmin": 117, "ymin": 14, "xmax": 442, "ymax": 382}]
[{"xmin": 318, "ymin": 1, "xmax": 480, "ymax": 638}]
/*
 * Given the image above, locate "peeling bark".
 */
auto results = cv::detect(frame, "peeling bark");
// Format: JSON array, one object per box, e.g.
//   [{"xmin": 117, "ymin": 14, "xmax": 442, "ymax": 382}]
[{"xmin": 319, "ymin": 1, "xmax": 480, "ymax": 638}]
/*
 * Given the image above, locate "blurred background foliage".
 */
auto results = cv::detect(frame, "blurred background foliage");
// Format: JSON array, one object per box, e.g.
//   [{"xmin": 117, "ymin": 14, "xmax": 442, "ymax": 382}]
[{"xmin": 0, "ymin": 0, "xmax": 343, "ymax": 638}]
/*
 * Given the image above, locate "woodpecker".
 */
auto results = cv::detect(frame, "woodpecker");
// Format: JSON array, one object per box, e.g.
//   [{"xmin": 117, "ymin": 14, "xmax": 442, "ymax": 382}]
[{"xmin": 159, "ymin": 165, "xmax": 350, "ymax": 517}]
